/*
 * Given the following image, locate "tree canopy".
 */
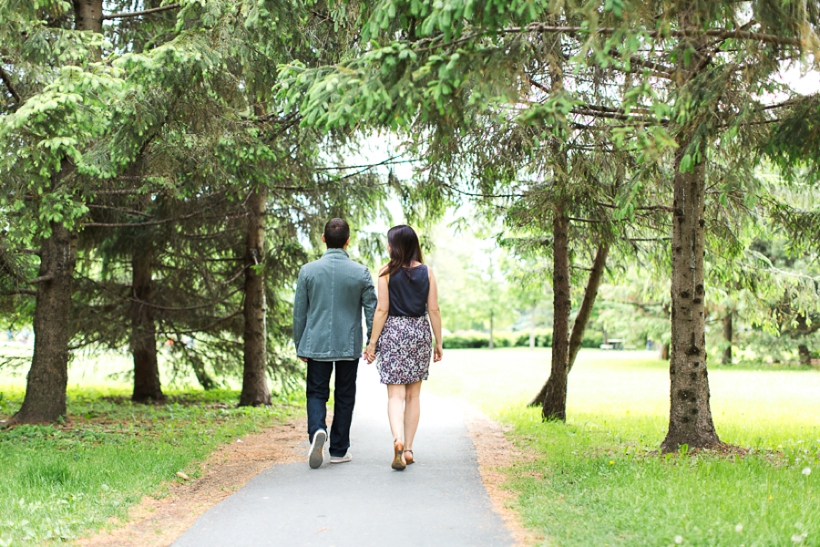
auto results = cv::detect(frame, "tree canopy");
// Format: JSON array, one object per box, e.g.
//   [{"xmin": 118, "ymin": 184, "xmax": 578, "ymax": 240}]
[{"xmin": 2, "ymin": 0, "xmax": 820, "ymax": 455}]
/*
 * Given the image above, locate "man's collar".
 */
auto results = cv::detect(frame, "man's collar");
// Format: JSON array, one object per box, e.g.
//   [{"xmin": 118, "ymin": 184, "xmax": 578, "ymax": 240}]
[{"xmin": 323, "ymin": 248, "xmax": 349, "ymax": 258}]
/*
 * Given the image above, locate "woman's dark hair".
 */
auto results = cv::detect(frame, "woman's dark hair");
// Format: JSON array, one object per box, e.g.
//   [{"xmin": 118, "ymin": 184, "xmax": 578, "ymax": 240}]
[{"xmin": 381, "ymin": 225, "xmax": 423, "ymax": 277}]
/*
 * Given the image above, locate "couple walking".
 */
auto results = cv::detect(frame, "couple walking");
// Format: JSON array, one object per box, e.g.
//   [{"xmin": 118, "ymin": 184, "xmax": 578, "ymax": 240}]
[{"xmin": 293, "ymin": 219, "xmax": 444, "ymax": 470}]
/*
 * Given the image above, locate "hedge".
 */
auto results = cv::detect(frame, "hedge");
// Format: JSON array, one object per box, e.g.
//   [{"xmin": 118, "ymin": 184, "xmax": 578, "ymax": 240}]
[{"xmin": 442, "ymin": 329, "xmax": 604, "ymax": 350}]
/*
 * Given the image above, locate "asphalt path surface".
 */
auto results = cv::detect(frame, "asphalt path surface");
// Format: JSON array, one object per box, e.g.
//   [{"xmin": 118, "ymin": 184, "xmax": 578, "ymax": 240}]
[{"xmin": 173, "ymin": 361, "xmax": 514, "ymax": 547}]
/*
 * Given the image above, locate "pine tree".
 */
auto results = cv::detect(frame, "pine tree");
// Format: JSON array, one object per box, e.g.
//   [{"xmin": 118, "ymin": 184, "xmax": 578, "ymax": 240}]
[{"xmin": 1, "ymin": 0, "xmax": 119, "ymax": 423}]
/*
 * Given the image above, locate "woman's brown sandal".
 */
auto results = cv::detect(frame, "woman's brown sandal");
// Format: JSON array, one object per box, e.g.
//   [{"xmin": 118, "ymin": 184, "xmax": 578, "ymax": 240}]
[
  {"xmin": 403, "ymin": 449, "xmax": 415, "ymax": 465},
  {"xmin": 392, "ymin": 440, "xmax": 406, "ymax": 470}
]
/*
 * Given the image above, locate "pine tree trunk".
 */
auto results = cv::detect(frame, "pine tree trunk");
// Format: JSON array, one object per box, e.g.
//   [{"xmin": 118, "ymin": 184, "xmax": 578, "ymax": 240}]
[
  {"xmin": 567, "ymin": 244, "xmax": 609, "ymax": 371},
  {"xmin": 72, "ymin": 0, "xmax": 103, "ymax": 35},
  {"xmin": 541, "ymin": 210, "xmax": 571, "ymax": 421},
  {"xmin": 530, "ymin": 243, "xmax": 608, "ymax": 407},
  {"xmin": 239, "ymin": 187, "xmax": 271, "ymax": 406},
  {"xmin": 131, "ymin": 245, "xmax": 165, "ymax": 403},
  {"xmin": 660, "ymin": 138, "xmax": 721, "ymax": 452},
  {"xmin": 192, "ymin": 360, "xmax": 216, "ymax": 390},
  {"xmin": 10, "ymin": 4, "xmax": 100, "ymax": 424},
  {"xmin": 795, "ymin": 314, "xmax": 813, "ymax": 365},
  {"xmin": 798, "ymin": 344, "xmax": 811, "ymax": 366},
  {"xmin": 722, "ymin": 312, "xmax": 732, "ymax": 365},
  {"xmin": 488, "ymin": 310, "xmax": 494, "ymax": 349},
  {"xmin": 10, "ymin": 222, "xmax": 76, "ymax": 424},
  {"xmin": 660, "ymin": 343, "xmax": 670, "ymax": 360},
  {"xmin": 529, "ymin": 303, "xmax": 536, "ymax": 349},
  {"xmin": 176, "ymin": 345, "xmax": 216, "ymax": 390}
]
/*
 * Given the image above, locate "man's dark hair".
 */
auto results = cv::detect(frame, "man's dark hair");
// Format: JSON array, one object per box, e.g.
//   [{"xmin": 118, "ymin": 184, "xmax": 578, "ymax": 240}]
[{"xmin": 324, "ymin": 218, "xmax": 350, "ymax": 248}]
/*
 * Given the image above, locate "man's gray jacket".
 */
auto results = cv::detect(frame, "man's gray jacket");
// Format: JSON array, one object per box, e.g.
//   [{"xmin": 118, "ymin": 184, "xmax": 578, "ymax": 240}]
[{"xmin": 293, "ymin": 248, "xmax": 377, "ymax": 361}]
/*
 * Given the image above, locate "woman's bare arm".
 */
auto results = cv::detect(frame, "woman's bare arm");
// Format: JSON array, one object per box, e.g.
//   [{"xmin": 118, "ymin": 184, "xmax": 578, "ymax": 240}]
[
  {"xmin": 365, "ymin": 268, "xmax": 390, "ymax": 362},
  {"xmin": 427, "ymin": 267, "xmax": 443, "ymax": 362}
]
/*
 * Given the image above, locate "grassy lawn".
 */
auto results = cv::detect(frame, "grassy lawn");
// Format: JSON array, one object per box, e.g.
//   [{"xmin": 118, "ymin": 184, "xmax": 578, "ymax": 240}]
[
  {"xmin": 0, "ymin": 385, "xmax": 303, "ymax": 546},
  {"xmin": 427, "ymin": 349, "xmax": 820, "ymax": 547}
]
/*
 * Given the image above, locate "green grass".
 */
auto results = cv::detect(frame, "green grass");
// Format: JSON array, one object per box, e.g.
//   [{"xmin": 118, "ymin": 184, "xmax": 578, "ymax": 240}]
[
  {"xmin": 0, "ymin": 386, "xmax": 303, "ymax": 546},
  {"xmin": 427, "ymin": 349, "xmax": 820, "ymax": 547},
  {"xmin": 0, "ymin": 344, "xmax": 243, "ymax": 391}
]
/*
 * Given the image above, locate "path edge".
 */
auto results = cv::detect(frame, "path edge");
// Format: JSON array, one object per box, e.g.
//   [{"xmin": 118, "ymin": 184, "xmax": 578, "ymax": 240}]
[
  {"xmin": 461, "ymin": 405, "xmax": 546, "ymax": 547},
  {"xmin": 73, "ymin": 415, "xmax": 307, "ymax": 547}
]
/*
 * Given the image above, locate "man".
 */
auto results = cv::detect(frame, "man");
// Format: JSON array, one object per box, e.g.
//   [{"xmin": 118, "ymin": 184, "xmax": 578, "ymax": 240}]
[{"xmin": 293, "ymin": 219, "xmax": 377, "ymax": 468}]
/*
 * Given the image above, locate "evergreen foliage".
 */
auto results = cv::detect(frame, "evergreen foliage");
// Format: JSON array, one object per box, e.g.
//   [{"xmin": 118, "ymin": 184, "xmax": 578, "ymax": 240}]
[
  {"xmin": 1, "ymin": 1, "xmax": 394, "ymax": 420},
  {"xmin": 1, "ymin": 0, "xmax": 819, "ymax": 447}
]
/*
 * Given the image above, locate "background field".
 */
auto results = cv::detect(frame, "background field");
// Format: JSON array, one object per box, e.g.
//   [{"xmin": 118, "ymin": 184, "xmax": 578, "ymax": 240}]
[{"xmin": 427, "ymin": 349, "xmax": 820, "ymax": 547}]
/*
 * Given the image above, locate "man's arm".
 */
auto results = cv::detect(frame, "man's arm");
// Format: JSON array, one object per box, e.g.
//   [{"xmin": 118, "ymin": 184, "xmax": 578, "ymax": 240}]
[
  {"xmin": 361, "ymin": 268, "xmax": 378, "ymax": 342},
  {"xmin": 293, "ymin": 268, "xmax": 308, "ymax": 357}
]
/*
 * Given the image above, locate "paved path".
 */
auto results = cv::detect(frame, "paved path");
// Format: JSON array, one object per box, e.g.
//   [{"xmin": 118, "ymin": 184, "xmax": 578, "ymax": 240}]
[{"xmin": 173, "ymin": 362, "xmax": 514, "ymax": 547}]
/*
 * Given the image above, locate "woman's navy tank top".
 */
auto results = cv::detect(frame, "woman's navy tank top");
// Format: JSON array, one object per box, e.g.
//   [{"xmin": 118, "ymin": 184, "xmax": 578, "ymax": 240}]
[{"xmin": 388, "ymin": 265, "xmax": 429, "ymax": 317}]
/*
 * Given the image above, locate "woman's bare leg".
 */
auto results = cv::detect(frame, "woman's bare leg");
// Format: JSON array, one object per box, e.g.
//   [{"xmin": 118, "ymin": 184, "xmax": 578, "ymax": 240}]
[
  {"xmin": 387, "ymin": 384, "xmax": 406, "ymax": 442},
  {"xmin": 403, "ymin": 381, "xmax": 422, "ymax": 451}
]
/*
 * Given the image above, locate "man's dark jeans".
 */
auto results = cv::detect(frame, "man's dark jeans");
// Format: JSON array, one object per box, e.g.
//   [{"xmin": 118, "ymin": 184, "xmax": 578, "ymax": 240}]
[{"xmin": 306, "ymin": 359, "xmax": 358, "ymax": 457}]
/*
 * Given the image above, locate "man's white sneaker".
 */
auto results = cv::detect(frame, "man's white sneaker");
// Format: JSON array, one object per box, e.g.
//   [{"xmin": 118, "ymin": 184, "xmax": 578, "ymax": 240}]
[
  {"xmin": 308, "ymin": 430, "xmax": 327, "ymax": 469},
  {"xmin": 330, "ymin": 451, "xmax": 352, "ymax": 464}
]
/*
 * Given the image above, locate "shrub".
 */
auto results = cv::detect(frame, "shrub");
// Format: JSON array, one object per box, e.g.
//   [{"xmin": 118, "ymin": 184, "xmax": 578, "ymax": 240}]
[
  {"xmin": 513, "ymin": 331, "xmax": 552, "ymax": 348},
  {"xmin": 442, "ymin": 329, "xmax": 601, "ymax": 349},
  {"xmin": 581, "ymin": 330, "xmax": 604, "ymax": 348},
  {"xmin": 442, "ymin": 334, "xmax": 489, "ymax": 349},
  {"xmin": 443, "ymin": 330, "xmax": 551, "ymax": 349},
  {"xmin": 510, "ymin": 328, "xmax": 601, "ymax": 349}
]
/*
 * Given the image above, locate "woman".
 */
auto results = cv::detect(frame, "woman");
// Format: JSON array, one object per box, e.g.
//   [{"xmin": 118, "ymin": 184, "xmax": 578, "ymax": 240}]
[{"xmin": 364, "ymin": 225, "xmax": 443, "ymax": 470}]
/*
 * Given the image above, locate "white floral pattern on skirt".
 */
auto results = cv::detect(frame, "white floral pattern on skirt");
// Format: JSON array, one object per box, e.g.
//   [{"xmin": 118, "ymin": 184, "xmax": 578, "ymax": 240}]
[{"xmin": 376, "ymin": 315, "xmax": 433, "ymax": 384}]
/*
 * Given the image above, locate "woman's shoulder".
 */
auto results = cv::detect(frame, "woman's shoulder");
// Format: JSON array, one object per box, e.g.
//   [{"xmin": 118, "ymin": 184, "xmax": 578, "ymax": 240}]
[
  {"xmin": 378, "ymin": 264, "xmax": 390, "ymax": 276},
  {"xmin": 412, "ymin": 263, "xmax": 431, "ymax": 282}
]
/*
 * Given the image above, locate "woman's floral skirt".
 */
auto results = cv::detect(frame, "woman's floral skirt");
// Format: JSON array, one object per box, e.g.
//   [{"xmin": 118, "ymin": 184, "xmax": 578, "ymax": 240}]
[{"xmin": 376, "ymin": 315, "xmax": 433, "ymax": 385}]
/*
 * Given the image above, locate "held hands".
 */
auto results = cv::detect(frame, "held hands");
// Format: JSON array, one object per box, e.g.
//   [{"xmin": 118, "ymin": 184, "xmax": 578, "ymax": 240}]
[{"xmin": 363, "ymin": 342, "xmax": 377, "ymax": 364}]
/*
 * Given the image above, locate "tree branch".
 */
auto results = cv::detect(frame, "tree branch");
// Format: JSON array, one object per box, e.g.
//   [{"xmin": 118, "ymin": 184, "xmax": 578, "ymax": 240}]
[
  {"xmin": 103, "ymin": 3, "xmax": 180, "ymax": 20},
  {"xmin": 441, "ymin": 182, "xmax": 524, "ymax": 198},
  {"xmin": 86, "ymin": 203, "xmax": 152, "ymax": 218},
  {"xmin": 567, "ymin": 217, "xmax": 610, "ymax": 224},
  {"xmin": 157, "ymin": 309, "xmax": 243, "ymax": 336},
  {"xmin": 596, "ymin": 201, "xmax": 674, "ymax": 212},
  {"xmin": 2, "ymin": 289, "xmax": 36, "ymax": 296},
  {"xmin": 82, "ymin": 196, "xmax": 233, "ymax": 228},
  {"xmin": 527, "ymin": 75, "xmax": 551, "ymax": 96},
  {"xmin": 572, "ymin": 107, "xmax": 660, "ymax": 124},
  {"xmin": 0, "ymin": 65, "xmax": 21, "ymax": 103},
  {"xmin": 314, "ymin": 155, "xmax": 410, "ymax": 171},
  {"xmin": 29, "ymin": 273, "xmax": 53, "ymax": 284},
  {"xmin": 622, "ymin": 55, "xmax": 675, "ymax": 76},
  {"xmin": 506, "ymin": 23, "xmax": 804, "ymax": 47},
  {"xmin": 127, "ymin": 288, "xmax": 243, "ymax": 311}
]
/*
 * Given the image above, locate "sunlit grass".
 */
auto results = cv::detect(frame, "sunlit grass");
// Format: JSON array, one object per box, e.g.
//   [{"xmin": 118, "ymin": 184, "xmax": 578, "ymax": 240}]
[
  {"xmin": 0, "ymin": 385, "xmax": 303, "ymax": 546},
  {"xmin": 428, "ymin": 348, "xmax": 820, "ymax": 547},
  {"xmin": 0, "ymin": 344, "xmax": 240, "ymax": 390}
]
